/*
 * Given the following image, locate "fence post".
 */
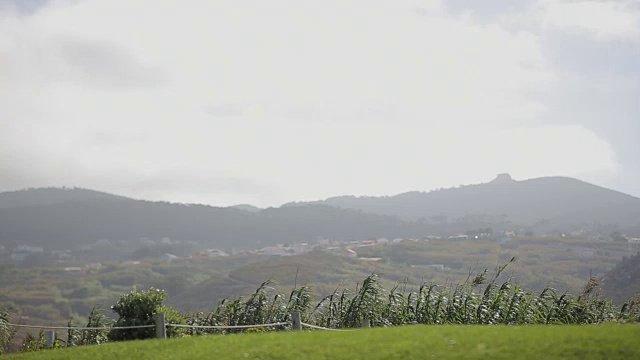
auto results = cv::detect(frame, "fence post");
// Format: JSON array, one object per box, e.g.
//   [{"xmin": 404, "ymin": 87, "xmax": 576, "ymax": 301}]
[
  {"xmin": 44, "ymin": 330, "xmax": 55, "ymax": 347},
  {"xmin": 292, "ymin": 311, "xmax": 301, "ymax": 331},
  {"xmin": 154, "ymin": 313, "xmax": 166, "ymax": 339},
  {"xmin": 361, "ymin": 318, "xmax": 370, "ymax": 328}
]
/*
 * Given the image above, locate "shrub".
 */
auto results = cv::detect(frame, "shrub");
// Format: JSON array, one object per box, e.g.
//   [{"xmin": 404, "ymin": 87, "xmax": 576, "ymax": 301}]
[{"xmin": 108, "ymin": 287, "xmax": 183, "ymax": 341}]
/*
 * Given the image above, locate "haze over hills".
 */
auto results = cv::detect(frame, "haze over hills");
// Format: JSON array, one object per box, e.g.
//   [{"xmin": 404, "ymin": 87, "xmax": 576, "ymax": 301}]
[
  {"xmin": 285, "ymin": 174, "xmax": 640, "ymax": 233},
  {"xmin": 1, "ymin": 180, "xmax": 639, "ymax": 329},
  {"xmin": 0, "ymin": 188, "xmax": 427, "ymax": 251},
  {"xmin": 1, "ymin": 174, "xmax": 639, "ymax": 253}
]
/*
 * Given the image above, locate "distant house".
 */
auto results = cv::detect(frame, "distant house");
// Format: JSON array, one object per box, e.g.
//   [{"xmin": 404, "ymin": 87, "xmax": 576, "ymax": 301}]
[
  {"xmin": 16, "ymin": 245, "xmax": 43, "ymax": 253},
  {"xmin": 360, "ymin": 240, "xmax": 378, "ymax": 247},
  {"xmin": 161, "ymin": 253, "xmax": 178, "ymax": 262},
  {"xmin": 259, "ymin": 246, "xmax": 288, "ymax": 256},
  {"xmin": 411, "ymin": 264, "xmax": 450, "ymax": 271},
  {"xmin": 347, "ymin": 240, "xmax": 378, "ymax": 248},
  {"xmin": 52, "ymin": 250, "xmax": 72, "ymax": 260},
  {"xmin": 324, "ymin": 247, "xmax": 357, "ymax": 257},
  {"xmin": 202, "ymin": 249, "xmax": 229, "ymax": 257},
  {"xmin": 64, "ymin": 267, "xmax": 83, "ymax": 274},
  {"xmin": 289, "ymin": 243, "xmax": 312, "ymax": 254},
  {"xmin": 359, "ymin": 257, "xmax": 383, "ymax": 262},
  {"xmin": 259, "ymin": 244, "xmax": 312, "ymax": 256},
  {"xmin": 11, "ymin": 245, "xmax": 44, "ymax": 262}
]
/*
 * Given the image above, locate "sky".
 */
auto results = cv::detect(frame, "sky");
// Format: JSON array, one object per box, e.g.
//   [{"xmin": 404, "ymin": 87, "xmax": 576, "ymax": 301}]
[{"xmin": 1, "ymin": 0, "xmax": 639, "ymax": 207}]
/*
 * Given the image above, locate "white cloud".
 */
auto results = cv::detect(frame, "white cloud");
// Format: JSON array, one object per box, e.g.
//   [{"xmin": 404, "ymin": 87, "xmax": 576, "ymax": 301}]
[
  {"xmin": 0, "ymin": 0, "xmax": 624, "ymax": 206},
  {"xmin": 538, "ymin": 0, "xmax": 640, "ymax": 39}
]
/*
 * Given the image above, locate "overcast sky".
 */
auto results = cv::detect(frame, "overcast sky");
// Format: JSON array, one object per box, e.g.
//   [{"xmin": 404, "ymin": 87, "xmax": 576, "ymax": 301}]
[{"xmin": 1, "ymin": 0, "xmax": 639, "ymax": 207}]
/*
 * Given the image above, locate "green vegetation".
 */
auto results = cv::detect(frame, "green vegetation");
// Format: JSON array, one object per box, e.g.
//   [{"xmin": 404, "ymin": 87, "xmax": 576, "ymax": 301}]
[
  {"xmin": 0, "ymin": 234, "xmax": 635, "ymax": 332},
  {"xmin": 182, "ymin": 271, "xmax": 635, "ymax": 330},
  {"xmin": 2, "ymin": 261, "xmax": 639, "ymax": 355},
  {"xmin": 67, "ymin": 306, "xmax": 109, "ymax": 346},
  {"xmin": 108, "ymin": 288, "xmax": 183, "ymax": 341},
  {"xmin": 7, "ymin": 324, "xmax": 640, "ymax": 360},
  {"xmin": 0, "ymin": 308, "xmax": 14, "ymax": 355}
]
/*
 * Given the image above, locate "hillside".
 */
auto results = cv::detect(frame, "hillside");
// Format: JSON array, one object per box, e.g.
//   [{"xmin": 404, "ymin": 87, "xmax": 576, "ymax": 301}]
[
  {"xmin": 601, "ymin": 251, "xmax": 640, "ymax": 305},
  {"xmin": 286, "ymin": 174, "xmax": 640, "ymax": 234},
  {"xmin": 0, "ymin": 188, "xmax": 430, "ymax": 251},
  {"xmin": 3, "ymin": 174, "xmax": 640, "ymax": 252}
]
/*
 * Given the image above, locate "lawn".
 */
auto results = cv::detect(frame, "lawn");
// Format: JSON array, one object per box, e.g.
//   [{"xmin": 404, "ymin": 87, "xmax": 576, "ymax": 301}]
[{"xmin": 8, "ymin": 324, "xmax": 640, "ymax": 360}]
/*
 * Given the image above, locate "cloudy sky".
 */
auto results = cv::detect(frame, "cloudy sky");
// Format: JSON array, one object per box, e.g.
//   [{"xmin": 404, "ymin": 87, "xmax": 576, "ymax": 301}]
[{"xmin": 1, "ymin": 0, "xmax": 639, "ymax": 207}]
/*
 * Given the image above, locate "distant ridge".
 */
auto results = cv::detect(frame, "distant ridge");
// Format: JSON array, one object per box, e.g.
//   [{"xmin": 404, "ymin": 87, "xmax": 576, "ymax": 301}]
[
  {"xmin": 0, "ymin": 187, "xmax": 133, "ymax": 209},
  {"xmin": 1, "ymin": 174, "xmax": 639, "ymax": 251},
  {"xmin": 284, "ymin": 174, "xmax": 640, "ymax": 231},
  {"xmin": 230, "ymin": 204, "xmax": 262, "ymax": 213},
  {"xmin": 0, "ymin": 187, "xmax": 428, "ymax": 250}
]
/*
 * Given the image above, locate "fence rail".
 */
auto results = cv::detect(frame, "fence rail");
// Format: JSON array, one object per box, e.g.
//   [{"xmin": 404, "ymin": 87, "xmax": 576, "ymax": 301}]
[
  {"xmin": 300, "ymin": 322, "xmax": 351, "ymax": 331},
  {"xmin": 166, "ymin": 322, "xmax": 288, "ymax": 330},
  {"xmin": 6, "ymin": 312, "xmax": 370, "ymax": 345},
  {"xmin": 7, "ymin": 323, "xmax": 155, "ymax": 330}
]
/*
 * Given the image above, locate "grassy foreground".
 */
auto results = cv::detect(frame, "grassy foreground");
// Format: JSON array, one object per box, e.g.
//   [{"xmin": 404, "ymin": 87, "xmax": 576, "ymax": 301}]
[{"xmin": 9, "ymin": 324, "xmax": 640, "ymax": 360}]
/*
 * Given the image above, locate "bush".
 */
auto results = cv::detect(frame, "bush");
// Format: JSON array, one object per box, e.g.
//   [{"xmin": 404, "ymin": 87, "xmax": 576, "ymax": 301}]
[{"xmin": 108, "ymin": 287, "xmax": 183, "ymax": 341}]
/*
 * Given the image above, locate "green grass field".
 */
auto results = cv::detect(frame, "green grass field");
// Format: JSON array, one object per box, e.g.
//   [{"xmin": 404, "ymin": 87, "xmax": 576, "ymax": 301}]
[{"xmin": 8, "ymin": 324, "xmax": 640, "ymax": 360}]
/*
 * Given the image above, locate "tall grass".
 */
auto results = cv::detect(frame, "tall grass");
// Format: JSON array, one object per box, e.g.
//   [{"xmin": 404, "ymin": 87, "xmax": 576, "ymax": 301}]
[
  {"xmin": 184, "ymin": 281, "xmax": 311, "ymax": 334},
  {"xmin": 67, "ymin": 306, "xmax": 111, "ymax": 346},
  {"xmin": 7, "ymin": 262, "xmax": 638, "ymax": 355},
  {"xmin": 184, "ymin": 260, "xmax": 629, "ymax": 330},
  {"xmin": 0, "ymin": 307, "xmax": 15, "ymax": 355}
]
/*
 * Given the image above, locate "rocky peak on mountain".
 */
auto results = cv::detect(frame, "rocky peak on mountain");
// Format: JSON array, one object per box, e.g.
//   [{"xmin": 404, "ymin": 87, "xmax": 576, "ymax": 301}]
[{"xmin": 489, "ymin": 173, "xmax": 515, "ymax": 185}]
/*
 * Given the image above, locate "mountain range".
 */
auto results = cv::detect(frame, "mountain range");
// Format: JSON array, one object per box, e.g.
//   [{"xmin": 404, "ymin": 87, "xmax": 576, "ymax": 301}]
[
  {"xmin": 0, "ymin": 187, "xmax": 424, "ymax": 251},
  {"xmin": 1, "ymin": 174, "xmax": 639, "ymax": 251},
  {"xmin": 285, "ymin": 174, "xmax": 640, "ymax": 232}
]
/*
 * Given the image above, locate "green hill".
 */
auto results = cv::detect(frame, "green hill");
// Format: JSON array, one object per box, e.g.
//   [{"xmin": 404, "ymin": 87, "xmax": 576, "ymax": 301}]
[{"xmin": 7, "ymin": 325, "xmax": 640, "ymax": 360}]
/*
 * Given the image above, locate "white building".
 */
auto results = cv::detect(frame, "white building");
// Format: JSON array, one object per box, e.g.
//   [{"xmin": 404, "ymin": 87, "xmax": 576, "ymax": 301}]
[{"xmin": 203, "ymin": 249, "xmax": 229, "ymax": 257}]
